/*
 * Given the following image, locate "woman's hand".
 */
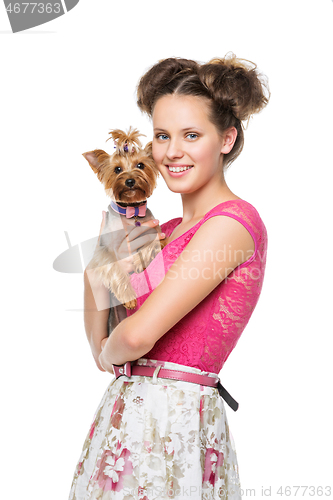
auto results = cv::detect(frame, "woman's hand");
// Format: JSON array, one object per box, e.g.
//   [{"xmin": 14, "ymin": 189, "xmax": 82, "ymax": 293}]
[
  {"xmin": 111, "ymin": 212, "xmax": 165, "ymax": 274},
  {"xmin": 99, "ymin": 337, "xmax": 114, "ymax": 374},
  {"xmin": 89, "ymin": 211, "xmax": 165, "ymax": 274}
]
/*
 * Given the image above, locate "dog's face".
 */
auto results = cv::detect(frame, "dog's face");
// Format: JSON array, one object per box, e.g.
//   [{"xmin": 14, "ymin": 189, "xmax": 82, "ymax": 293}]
[{"xmin": 83, "ymin": 128, "xmax": 159, "ymax": 204}]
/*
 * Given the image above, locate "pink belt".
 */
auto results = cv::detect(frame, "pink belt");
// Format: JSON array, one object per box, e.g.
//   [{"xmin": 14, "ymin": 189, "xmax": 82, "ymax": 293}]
[{"xmin": 112, "ymin": 362, "xmax": 239, "ymax": 411}]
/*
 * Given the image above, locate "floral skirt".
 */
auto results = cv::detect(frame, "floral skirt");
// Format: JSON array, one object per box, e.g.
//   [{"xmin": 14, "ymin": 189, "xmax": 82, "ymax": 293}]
[{"xmin": 68, "ymin": 358, "xmax": 242, "ymax": 500}]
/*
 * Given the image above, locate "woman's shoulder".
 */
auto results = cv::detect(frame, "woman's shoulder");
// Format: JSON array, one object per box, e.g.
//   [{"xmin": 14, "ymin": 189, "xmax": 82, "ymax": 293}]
[
  {"xmin": 157, "ymin": 199, "xmax": 267, "ymax": 251},
  {"xmin": 206, "ymin": 198, "xmax": 261, "ymax": 217},
  {"xmin": 204, "ymin": 198, "xmax": 266, "ymax": 231},
  {"xmin": 201, "ymin": 198, "xmax": 268, "ymax": 254}
]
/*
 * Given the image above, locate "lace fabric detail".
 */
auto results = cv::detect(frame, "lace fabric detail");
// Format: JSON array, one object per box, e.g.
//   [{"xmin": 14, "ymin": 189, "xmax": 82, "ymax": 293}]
[{"xmin": 127, "ymin": 200, "xmax": 267, "ymax": 374}]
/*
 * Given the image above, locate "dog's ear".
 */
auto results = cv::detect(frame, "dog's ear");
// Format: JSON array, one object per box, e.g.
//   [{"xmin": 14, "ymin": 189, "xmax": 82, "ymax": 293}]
[
  {"xmin": 82, "ymin": 149, "xmax": 109, "ymax": 174},
  {"xmin": 144, "ymin": 141, "xmax": 153, "ymax": 158}
]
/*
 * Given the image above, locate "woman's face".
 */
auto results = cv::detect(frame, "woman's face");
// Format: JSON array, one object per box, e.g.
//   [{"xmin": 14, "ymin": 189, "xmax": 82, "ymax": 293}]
[{"xmin": 152, "ymin": 94, "xmax": 232, "ymax": 194}]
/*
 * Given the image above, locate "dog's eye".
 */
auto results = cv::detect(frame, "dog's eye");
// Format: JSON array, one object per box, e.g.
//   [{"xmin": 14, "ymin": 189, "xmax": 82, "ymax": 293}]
[
  {"xmin": 136, "ymin": 163, "xmax": 145, "ymax": 169},
  {"xmin": 114, "ymin": 167, "xmax": 122, "ymax": 173}
]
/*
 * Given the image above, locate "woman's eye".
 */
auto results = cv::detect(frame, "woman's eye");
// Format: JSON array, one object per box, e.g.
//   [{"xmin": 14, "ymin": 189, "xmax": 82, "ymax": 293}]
[
  {"xmin": 136, "ymin": 163, "xmax": 145, "ymax": 169},
  {"xmin": 186, "ymin": 133, "xmax": 198, "ymax": 140},
  {"xmin": 156, "ymin": 134, "xmax": 169, "ymax": 140},
  {"xmin": 114, "ymin": 166, "xmax": 122, "ymax": 173}
]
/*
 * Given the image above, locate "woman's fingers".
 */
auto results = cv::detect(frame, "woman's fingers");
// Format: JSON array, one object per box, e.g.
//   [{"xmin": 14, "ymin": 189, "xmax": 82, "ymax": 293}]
[
  {"xmin": 93, "ymin": 216, "xmax": 165, "ymax": 264},
  {"xmin": 127, "ymin": 219, "xmax": 161, "ymax": 243},
  {"xmin": 127, "ymin": 231, "xmax": 165, "ymax": 254},
  {"xmin": 116, "ymin": 220, "xmax": 165, "ymax": 259},
  {"xmin": 116, "ymin": 233, "xmax": 164, "ymax": 262}
]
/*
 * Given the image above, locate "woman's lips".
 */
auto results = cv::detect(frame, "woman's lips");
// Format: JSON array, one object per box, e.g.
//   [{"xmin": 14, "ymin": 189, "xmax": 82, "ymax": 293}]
[{"xmin": 166, "ymin": 164, "xmax": 193, "ymax": 177}]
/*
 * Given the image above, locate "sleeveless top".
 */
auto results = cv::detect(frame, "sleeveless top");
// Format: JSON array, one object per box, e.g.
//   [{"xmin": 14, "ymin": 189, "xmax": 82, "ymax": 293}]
[{"xmin": 126, "ymin": 199, "xmax": 268, "ymax": 374}]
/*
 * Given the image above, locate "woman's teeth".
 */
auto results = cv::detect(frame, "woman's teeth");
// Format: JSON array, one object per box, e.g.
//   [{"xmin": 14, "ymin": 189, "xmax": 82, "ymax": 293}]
[{"xmin": 168, "ymin": 165, "xmax": 193, "ymax": 172}]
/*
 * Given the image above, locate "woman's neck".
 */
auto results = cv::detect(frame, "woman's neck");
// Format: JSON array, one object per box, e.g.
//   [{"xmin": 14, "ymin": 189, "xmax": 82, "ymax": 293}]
[{"xmin": 179, "ymin": 179, "xmax": 240, "ymax": 224}]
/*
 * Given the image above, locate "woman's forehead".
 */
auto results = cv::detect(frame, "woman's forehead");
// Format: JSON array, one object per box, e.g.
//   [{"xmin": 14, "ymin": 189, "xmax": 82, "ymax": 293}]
[{"xmin": 153, "ymin": 94, "xmax": 212, "ymax": 128}]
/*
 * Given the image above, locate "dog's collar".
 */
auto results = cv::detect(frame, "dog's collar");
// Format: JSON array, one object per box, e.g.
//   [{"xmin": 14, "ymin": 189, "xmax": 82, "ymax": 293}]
[{"xmin": 110, "ymin": 200, "xmax": 147, "ymax": 222}]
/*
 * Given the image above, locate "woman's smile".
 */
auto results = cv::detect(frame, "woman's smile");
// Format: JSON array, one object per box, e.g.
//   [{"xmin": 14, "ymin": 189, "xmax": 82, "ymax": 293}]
[
  {"xmin": 152, "ymin": 94, "xmax": 229, "ymax": 193},
  {"xmin": 165, "ymin": 163, "xmax": 194, "ymax": 174}
]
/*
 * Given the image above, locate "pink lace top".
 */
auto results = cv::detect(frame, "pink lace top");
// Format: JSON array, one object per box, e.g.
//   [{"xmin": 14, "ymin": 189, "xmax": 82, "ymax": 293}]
[{"xmin": 126, "ymin": 199, "xmax": 267, "ymax": 374}]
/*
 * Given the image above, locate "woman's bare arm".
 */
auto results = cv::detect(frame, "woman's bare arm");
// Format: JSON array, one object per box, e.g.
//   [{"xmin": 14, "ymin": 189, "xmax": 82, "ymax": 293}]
[
  {"xmin": 84, "ymin": 213, "xmax": 164, "ymax": 371},
  {"xmin": 99, "ymin": 215, "xmax": 255, "ymax": 372},
  {"xmin": 84, "ymin": 269, "xmax": 110, "ymax": 372}
]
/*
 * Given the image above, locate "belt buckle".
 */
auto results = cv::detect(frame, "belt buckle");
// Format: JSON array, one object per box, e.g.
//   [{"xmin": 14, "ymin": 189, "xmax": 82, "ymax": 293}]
[{"xmin": 113, "ymin": 361, "xmax": 132, "ymax": 379}]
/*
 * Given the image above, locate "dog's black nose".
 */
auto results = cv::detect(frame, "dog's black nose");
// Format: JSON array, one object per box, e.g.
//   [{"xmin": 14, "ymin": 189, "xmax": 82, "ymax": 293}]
[{"xmin": 125, "ymin": 179, "xmax": 136, "ymax": 188}]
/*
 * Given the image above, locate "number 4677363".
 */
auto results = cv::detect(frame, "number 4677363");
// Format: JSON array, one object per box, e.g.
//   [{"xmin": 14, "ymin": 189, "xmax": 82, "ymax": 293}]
[{"xmin": 6, "ymin": 3, "xmax": 61, "ymax": 14}]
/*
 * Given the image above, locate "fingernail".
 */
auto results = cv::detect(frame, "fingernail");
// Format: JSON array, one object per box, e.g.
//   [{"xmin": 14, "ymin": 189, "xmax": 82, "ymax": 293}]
[
  {"xmin": 152, "ymin": 219, "xmax": 159, "ymax": 224},
  {"xmin": 160, "ymin": 233, "xmax": 166, "ymax": 238}
]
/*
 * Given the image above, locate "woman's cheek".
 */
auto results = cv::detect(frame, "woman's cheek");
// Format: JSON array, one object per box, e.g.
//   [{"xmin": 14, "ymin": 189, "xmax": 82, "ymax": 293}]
[{"xmin": 152, "ymin": 141, "xmax": 161, "ymax": 164}]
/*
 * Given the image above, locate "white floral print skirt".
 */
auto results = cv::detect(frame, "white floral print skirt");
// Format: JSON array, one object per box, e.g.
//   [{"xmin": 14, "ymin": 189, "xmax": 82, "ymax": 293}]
[{"xmin": 68, "ymin": 358, "xmax": 242, "ymax": 500}]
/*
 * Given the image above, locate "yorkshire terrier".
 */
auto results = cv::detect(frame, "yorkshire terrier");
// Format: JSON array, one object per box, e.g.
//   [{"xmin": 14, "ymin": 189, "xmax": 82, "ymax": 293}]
[{"xmin": 83, "ymin": 127, "xmax": 167, "ymax": 313}]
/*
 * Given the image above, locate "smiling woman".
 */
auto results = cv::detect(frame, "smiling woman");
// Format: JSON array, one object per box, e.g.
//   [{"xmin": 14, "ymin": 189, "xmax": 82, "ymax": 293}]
[
  {"xmin": 152, "ymin": 93, "xmax": 238, "ymax": 191},
  {"xmin": 69, "ymin": 54, "xmax": 270, "ymax": 500}
]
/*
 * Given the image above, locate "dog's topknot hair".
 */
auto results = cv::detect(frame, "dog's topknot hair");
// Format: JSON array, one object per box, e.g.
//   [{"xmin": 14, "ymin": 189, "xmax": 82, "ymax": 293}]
[{"xmin": 107, "ymin": 127, "xmax": 146, "ymax": 156}]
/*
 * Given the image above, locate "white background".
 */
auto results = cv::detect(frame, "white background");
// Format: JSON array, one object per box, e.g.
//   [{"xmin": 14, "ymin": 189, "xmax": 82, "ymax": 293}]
[{"xmin": 1, "ymin": 0, "xmax": 332, "ymax": 498}]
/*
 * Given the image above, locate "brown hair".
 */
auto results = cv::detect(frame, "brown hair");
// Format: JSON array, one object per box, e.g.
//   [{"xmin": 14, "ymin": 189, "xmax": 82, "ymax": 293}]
[{"xmin": 137, "ymin": 53, "xmax": 270, "ymax": 169}]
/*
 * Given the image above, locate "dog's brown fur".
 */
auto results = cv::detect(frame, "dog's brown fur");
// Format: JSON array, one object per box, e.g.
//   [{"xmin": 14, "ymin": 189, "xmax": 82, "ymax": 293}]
[{"xmin": 83, "ymin": 127, "xmax": 167, "ymax": 310}]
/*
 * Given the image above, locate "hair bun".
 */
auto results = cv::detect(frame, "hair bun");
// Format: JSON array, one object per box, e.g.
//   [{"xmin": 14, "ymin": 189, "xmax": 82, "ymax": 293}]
[
  {"xmin": 136, "ymin": 54, "xmax": 270, "ymax": 169},
  {"xmin": 199, "ymin": 53, "xmax": 270, "ymax": 122},
  {"xmin": 137, "ymin": 58, "xmax": 199, "ymax": 115}
]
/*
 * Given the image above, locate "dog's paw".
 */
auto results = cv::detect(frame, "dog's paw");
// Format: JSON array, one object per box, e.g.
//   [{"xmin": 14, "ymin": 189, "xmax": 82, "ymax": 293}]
[{"xmin": 124, "ymin": 299, "xmax": 137, "ymax": 310}]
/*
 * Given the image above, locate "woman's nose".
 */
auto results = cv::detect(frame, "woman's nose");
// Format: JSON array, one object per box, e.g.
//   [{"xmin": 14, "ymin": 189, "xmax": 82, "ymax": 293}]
[{"xmin": 166, "ymin": 138, "xmax": 184, "ymax": 159}]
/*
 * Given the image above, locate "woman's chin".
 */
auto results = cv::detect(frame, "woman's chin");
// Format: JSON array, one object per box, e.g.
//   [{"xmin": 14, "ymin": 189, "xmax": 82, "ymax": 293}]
[{"xmin": 166, "ymin": 184, "xmax": 195, "ymax": 195}]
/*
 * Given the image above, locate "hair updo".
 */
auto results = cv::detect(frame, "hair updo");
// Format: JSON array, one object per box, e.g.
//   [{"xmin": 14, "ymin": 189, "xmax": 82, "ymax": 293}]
[{"xmin": 137, "ymin": 53, "xmax": 270, "ymax": 169}]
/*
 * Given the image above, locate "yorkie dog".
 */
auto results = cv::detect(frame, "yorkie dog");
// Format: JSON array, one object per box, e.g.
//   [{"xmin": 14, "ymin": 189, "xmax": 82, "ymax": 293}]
[{"xmin": 83, "ymin": 127, "xmax": 167, "ymax": 312}]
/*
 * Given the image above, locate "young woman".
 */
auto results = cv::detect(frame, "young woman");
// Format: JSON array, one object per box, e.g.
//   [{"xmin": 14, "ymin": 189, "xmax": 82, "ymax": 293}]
[{"xmin": 69, "ymin": 55, "xmax": 269, "ymax": 500}]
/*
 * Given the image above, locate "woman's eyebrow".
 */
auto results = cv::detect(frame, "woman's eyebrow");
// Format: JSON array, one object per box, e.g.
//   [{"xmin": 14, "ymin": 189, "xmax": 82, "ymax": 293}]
[
  {"xmin": 154, "ymin": 127, "xmax": 202, "ymax": 132},
  {"xmin": 181, "ymin": 127, "xmax": 202, "ymax": 132}
]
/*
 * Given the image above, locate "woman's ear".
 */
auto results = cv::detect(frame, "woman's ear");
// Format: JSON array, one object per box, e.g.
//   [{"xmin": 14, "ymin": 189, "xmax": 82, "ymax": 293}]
[{"xmin": 221, "ymin": 127, "xmax": 238, "ymax": 154}]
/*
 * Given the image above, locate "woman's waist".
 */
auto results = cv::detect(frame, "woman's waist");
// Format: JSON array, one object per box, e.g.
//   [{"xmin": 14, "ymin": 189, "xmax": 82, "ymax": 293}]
[
  {"xmin": 133, "ymin": 358, "xmax": 219, "ymax": 379},
  {"xmin": 112, "ymin": 358, "xmax": 239, "ymax": 411}
]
